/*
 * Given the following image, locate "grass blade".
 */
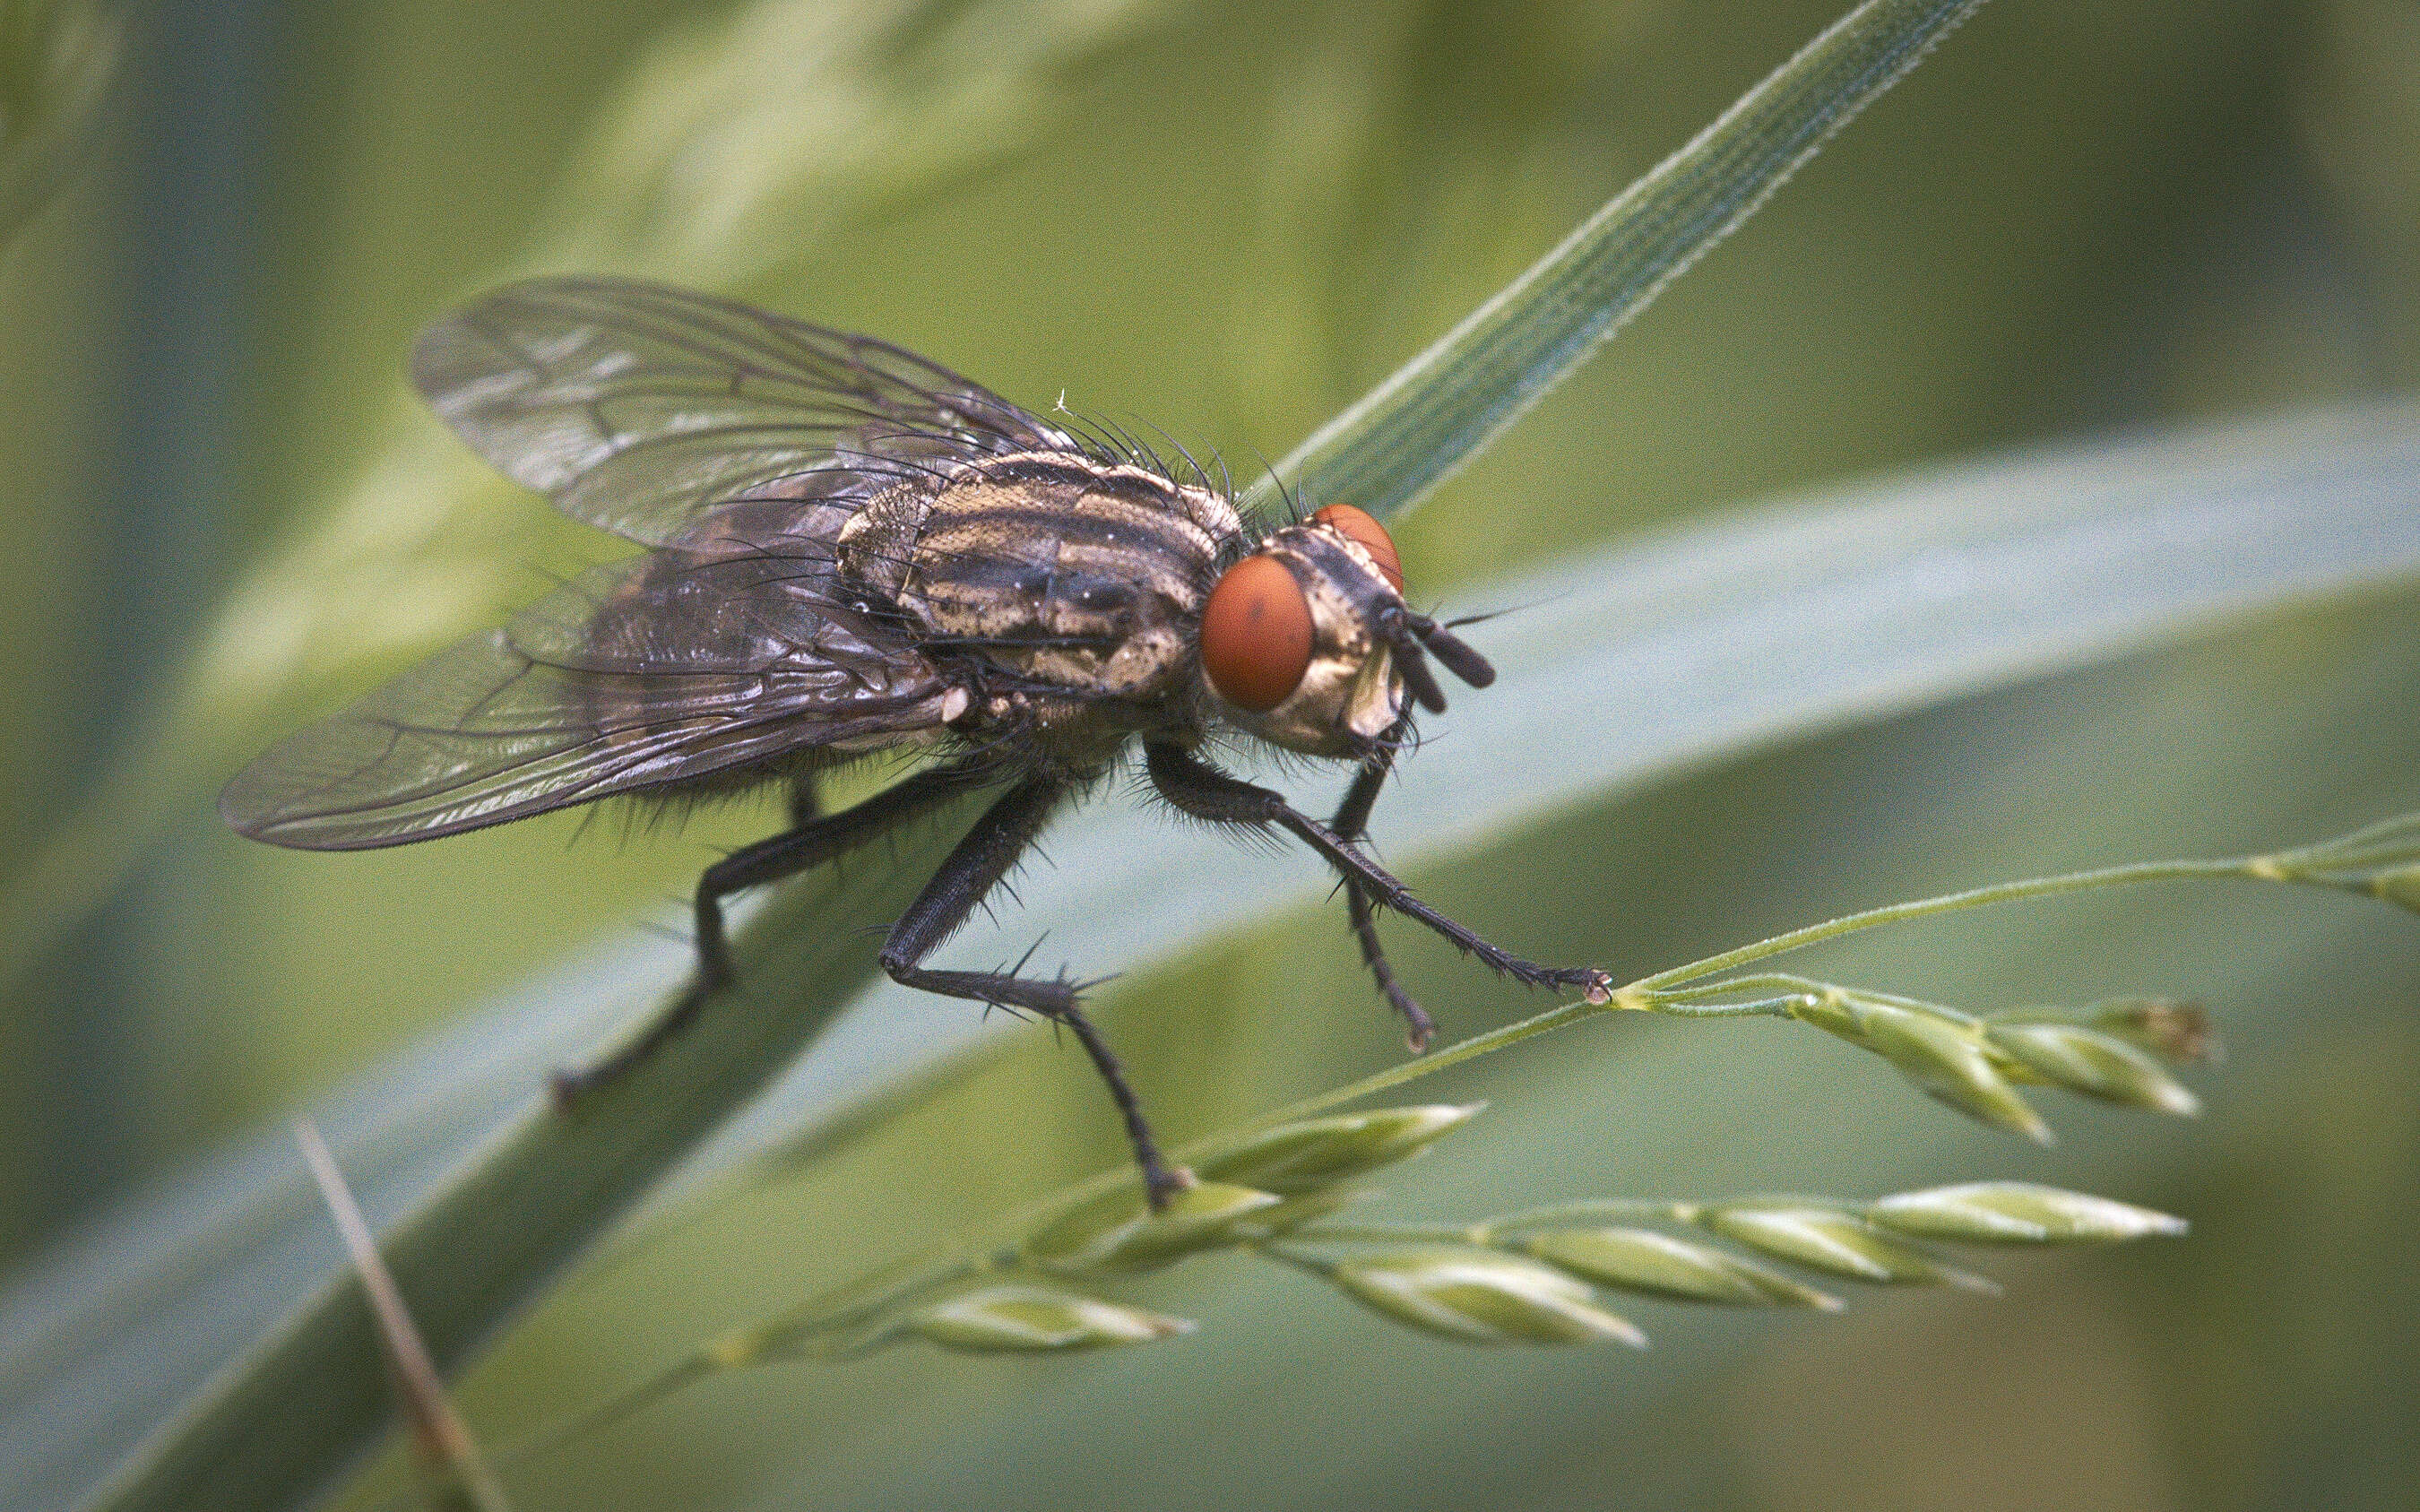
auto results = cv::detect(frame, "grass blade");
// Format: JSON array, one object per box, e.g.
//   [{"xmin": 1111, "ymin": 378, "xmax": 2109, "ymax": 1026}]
[
  {"xmin": 292, "ymin": 1120, "xmax": 510, "ymax": 1512},
  {"xmin": 1246, "ymin": 0, "xmax": 1993, "ymax": 523}
]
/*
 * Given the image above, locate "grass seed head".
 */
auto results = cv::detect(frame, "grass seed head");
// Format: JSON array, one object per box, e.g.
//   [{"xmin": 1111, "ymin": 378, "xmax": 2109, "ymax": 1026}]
[
  {"xmin": 1226, "ymin": 1186, "xmax": 1371, "ymax": 1240},
  {"xmin": 2369, "ymin": 864, "xmax": 2420, "ymax": 913},
  {"xmin": 1792, "ymin": 993, "xmax": 2049, "ymax": 1141},
  {"xmin": 1518, "ymin": 1227, "xmax": 1841, "ymax": 1309},
  {"xmin": 1700, "ymin": 1204, "xmax": 1991, "ymax": 1288},
  {"xmin": 2085, "ymin": 998, "xmax": 2220, "ymax": 1064},
  {"xmin": 1985, "ymin": 1021, "xmax": 2200, "ymax": 1114},
  {"xmin": 1867, "ymin": 1182, "xmax": 2189, "ymax": 1245},
  {"xmin": 1328, "ymin": 1248, "xmax": 1646, "ymax": 1346},
  {"xmin": 1192, "ymin": 1105, "xmax": 1484, "ymax": 1194},
  {"xmin": 906, "ymin": 1284, "xmax": 1197, "ymax": 1353},
  {"xmin": 1024, "ymin": 1181, "xmax": 1281, "ymax": 1274}
]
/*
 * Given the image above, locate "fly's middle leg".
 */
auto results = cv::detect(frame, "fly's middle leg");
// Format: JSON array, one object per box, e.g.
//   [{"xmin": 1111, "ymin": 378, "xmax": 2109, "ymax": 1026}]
[
  {"xmin": 551, "ymin": 760, "xmax": 990, "ymax": 1102},
  {"xmin": 877, "ymin": 777, "xmax": 1183, "ymax": 1209}
]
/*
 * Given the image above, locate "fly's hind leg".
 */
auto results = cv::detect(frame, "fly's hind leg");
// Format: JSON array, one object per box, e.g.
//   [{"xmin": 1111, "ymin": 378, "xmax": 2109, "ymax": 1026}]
[
  {"xmin": 550, "ymin": 761, "xmax": 990, "ymax": 1102},
  {"xmin": 876, "ymin": 777, "xmax": 1183, "ymax": 1209},
  {"xmin": 1329, "ymin": 751, "xmax": 1437, "ymax": 1051}
]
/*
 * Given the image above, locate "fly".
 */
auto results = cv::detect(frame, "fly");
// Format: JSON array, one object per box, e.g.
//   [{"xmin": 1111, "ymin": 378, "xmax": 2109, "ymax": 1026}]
[{"xmin": 222, "ymin": 277, "xmax": 1612, "ymax": 1207}]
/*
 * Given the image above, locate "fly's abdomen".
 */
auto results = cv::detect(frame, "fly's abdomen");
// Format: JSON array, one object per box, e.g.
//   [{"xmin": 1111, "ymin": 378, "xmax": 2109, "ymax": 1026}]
[{"xmin": 899, "ymin": 454, "xmax": 1240, "ymax": 700}]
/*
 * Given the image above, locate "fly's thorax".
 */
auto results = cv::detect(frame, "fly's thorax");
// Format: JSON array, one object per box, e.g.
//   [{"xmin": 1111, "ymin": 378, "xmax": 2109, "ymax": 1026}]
[
  {"xmin": 1214, "ymin": 523, "xmax": 1405, "ymax": 758},
  {"xmin": 873, "ymin": 452, "xmax": 1241, "ymax": 702}
]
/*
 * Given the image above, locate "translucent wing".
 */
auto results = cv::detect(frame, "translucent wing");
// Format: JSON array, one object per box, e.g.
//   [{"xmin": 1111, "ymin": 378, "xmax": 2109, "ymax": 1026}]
[
  {"xmin": 411, "ymin": 276, "xmax": 1076, "ymax": 545},
  {"xmin": 221, "ymin": 546, "xmax": 958, "ymax": 849}
]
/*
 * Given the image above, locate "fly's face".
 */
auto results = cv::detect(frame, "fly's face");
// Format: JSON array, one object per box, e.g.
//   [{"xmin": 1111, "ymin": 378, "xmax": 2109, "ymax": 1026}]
[{"xmin": 1198, "ymin": 505, "xmax": 1494, "ymax": 757}]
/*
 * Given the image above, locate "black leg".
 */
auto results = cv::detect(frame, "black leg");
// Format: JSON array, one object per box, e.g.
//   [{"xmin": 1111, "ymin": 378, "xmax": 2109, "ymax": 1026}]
[
  {"xmin": 877, "ymin": 778, "xmax": 1183, "ymax": 1208},
  {"xmin": 1328, "ymin": 754, "xmax": 1437, "ymax": 1050},
  {"xmin": 1146, "ymin": 742, "xmax": 1612, "ymax": 1003},
  {"xmin": 552, "ymin": 760, "xmax": 991, "ymax": 1099}
]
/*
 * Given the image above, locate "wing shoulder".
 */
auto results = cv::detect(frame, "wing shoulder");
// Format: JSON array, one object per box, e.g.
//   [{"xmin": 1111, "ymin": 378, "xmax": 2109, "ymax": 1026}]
[{"xmin": 411, "ymin": 276, "xmax": 1075, "ymax": 544}]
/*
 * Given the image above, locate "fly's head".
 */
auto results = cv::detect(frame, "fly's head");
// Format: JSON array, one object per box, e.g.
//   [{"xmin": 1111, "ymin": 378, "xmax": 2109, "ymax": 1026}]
[{"xmin": 1196, "ymin": 504, "xmax": 1493, "ymax": 759}]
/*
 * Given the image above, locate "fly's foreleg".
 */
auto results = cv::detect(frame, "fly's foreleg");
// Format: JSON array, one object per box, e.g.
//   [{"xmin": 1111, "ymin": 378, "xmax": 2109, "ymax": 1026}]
[
  {"xmin": 1329, "ymin": 753, "xmax": 1436, "ymax": 1051},
  {"xmin": 1145, "ymin": 743, "xmax": 1612, "ymax": 1004},
  {"xmin": 876, "ymin": 778, "xmax": 1182, "ymax": 1208},
  {"xmin": 551, "ymin": 761, "xmax": 990, "ymax": 1102}
]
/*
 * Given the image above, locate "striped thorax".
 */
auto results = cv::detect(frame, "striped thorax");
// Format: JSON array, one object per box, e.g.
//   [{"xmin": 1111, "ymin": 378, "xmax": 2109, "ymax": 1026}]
[{"xmin": 835, "ymin": 452, "xmax": 1243, "ymax": 763}]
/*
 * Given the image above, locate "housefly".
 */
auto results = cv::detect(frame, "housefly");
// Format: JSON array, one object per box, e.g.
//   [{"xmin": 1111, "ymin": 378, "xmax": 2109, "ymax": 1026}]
[{"xmin": 223, "ymin": 278, "xmax": 1612, "ymax": 1206}]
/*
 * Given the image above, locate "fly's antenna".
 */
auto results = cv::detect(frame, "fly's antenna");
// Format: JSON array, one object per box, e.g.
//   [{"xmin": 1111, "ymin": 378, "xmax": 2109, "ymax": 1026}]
[
  {"xmin": 1410, "ymin": 614, "xmax": 1496, "ymax": 688},
  {"xmin": 1378, "ymin": 605, "xmax": 1496, "ymax": 704},
  {"xmin": 1393, "ymin": 640, "xmax": 1449, "ymax": 714},
  {"xmin": 1440, "ymin": 587, "xmax": 1575, "ymax": 631},
  {"xmin": 1440, "ymin": 609, "xmax": 1508, "ymax": 630}
]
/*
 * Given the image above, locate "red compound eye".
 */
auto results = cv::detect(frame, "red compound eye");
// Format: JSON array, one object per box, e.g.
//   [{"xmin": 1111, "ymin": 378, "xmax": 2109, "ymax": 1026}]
[
  {"xmin": 1200, "ymin": 555, "xmax": 1314, "ymax": 711},
  {"xmin": 1311, "ymin": 503, "xmax": 1404, "ymax": 592}
]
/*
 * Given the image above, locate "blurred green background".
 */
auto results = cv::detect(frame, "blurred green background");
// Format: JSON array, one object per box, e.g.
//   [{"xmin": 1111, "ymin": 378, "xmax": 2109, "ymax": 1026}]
[{"xmin": 4, "ymin": 0, "xmax": 2416, "ymax": 1508}]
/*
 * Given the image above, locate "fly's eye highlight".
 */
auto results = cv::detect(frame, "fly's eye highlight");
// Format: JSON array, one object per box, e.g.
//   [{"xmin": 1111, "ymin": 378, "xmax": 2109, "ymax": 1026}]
[
  {"xmin": 1200, "ymin": 555, "xmax": 1314, "ymax": 712},
  {"xmin": 1311, "ymin": 504, "xmax": 1404, "ymax": 592}
]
